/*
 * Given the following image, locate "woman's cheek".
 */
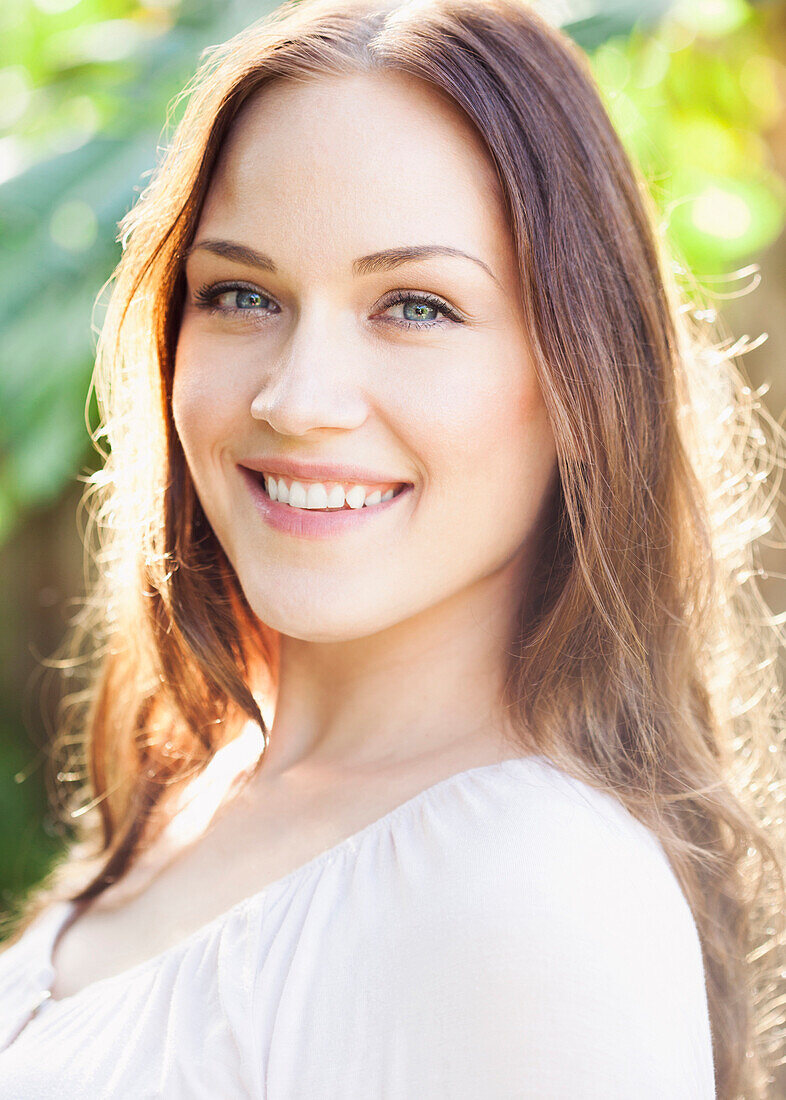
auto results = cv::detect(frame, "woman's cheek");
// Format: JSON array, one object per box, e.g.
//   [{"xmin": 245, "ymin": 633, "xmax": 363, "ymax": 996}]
[
  {"xmin": 171, "ymin": 370, "xmax": 203, "ymax": 462},
  {"xmin": 173, "ymin": 339, "xmax": 234, "ymax": 443}
]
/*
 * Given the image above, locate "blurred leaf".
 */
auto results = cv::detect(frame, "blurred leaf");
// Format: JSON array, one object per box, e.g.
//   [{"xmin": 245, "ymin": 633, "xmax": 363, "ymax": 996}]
[
  {"xmin": 562, "ymin": 0, "xmax": 674, "ymax": 51},
  {"xmin": 590, "ymin": 2, "xmax": 786, "ymax": 275}
]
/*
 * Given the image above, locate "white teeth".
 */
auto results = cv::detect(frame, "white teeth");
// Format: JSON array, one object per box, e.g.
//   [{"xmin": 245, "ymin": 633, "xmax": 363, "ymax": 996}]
[
  {"xmin": 260, "ymin": 473, "xmax": 404, "ymax": 510},
  {"xmin": 345, "ymin": 485, "xmax": 366, "ymax": 509},
  {"xmin": 288, "ymin": 481, "xmax": 307, "ymax": 508},
  {"xmin": 304, "ymin": 483, "xmax": 329, "ymax": 509}
]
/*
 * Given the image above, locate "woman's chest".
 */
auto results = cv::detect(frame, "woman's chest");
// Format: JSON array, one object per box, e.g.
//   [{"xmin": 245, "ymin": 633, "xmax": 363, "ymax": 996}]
[
  {"xmin": 48, "ymin": 738, "xmax": 518, "ymax": 1001},
  {"xmin": 48, "ymin": 797, "xmax": 356, "ymax": 999},
  {"xmin": 47, "ymin": 761, "xmax": 455, "ymax": 1000}
]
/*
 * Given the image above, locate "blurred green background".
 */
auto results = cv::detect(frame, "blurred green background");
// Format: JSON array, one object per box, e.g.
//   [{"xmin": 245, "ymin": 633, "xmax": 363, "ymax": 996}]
[{"xmin": 1, "ymin": 0, "xmax": 785, "ymax": 912}]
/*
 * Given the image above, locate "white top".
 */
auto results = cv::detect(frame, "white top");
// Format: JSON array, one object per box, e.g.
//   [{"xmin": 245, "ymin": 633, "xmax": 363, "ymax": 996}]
[{"xmin": 0, "ymin": 754, "xmax": 716, "ymax": 1098}]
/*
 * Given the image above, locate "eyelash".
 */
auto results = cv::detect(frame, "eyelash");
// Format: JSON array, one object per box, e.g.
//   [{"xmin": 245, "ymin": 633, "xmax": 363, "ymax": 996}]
[{"xmin": 191, "ymin": 281, "xmax": 464, "ymax": 330}]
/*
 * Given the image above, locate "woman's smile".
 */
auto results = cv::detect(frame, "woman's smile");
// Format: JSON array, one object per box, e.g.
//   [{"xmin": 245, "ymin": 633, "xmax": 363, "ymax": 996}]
[{"xmin": 238, "ymin": 463, "xmax": 415, "ymax": 539}]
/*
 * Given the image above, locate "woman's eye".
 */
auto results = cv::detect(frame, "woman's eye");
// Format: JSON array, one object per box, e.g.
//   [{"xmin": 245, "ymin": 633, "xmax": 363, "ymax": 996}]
[
  {"xmin": 191, "ymin": 282, "xmax": 463, "ymax": 330},
  {"xmin": 376, "ymin": 290, "xmax": 463, "ymax": 330},
  {"xmin": 192, "ymin": 283, "xmax": 277, "ymax": 315}
]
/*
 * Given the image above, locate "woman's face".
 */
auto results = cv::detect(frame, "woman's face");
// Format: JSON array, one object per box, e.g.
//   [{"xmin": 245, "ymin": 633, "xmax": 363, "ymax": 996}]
[{"xmin": 173, "ymin": 71, "xmax": 558, "ymax": 641}]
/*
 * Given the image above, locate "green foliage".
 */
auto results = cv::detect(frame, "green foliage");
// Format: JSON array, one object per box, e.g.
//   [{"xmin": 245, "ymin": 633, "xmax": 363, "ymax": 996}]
[
  {"xmin": 589, "ymin": 1, "xmax": 786, "ymax": 273},
  {"xmin": 0, "ymin": 702, "xmax": 66, "ymax": 911}
]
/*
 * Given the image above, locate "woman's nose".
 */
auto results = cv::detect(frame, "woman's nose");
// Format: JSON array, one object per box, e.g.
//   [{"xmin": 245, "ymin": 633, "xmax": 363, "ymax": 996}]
[{"xmin": 249, "ymin": 314, "xmax": 369, "ymax": 436}]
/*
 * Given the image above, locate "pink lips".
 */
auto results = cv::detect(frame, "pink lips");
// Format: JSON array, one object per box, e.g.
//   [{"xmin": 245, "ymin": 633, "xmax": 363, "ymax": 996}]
[{"xmin": 238, "ymin": 465, "xmax": 412, "ymax": 539}]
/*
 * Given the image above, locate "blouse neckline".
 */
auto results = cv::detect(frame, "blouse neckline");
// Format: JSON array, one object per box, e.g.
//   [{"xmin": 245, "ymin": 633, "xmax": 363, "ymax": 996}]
[{"xmin": 35, "ymin": 753, "xmax": 546, "ymax": 1012}]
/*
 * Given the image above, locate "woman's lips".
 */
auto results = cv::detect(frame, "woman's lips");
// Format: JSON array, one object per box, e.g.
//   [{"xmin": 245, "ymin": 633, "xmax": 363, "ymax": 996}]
[{"xmin": 238, "ymin": 465, "xmax": 413, "ymax": 539}]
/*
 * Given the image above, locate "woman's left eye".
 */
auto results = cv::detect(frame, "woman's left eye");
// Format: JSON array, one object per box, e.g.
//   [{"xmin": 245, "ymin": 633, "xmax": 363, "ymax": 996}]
[
  {"xmin": 191, "ymin": 282, "xmax": 463, "ymax": 330},
  {"xmin": 374, "ymin": 289, "xmax": 463, "ymax": 329}
]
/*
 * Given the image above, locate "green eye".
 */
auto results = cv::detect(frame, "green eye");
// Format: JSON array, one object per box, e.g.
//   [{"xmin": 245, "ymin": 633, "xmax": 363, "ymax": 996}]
[{"xmin": 377, "ymin": 289, "xmax": 464, "ymax": 330}]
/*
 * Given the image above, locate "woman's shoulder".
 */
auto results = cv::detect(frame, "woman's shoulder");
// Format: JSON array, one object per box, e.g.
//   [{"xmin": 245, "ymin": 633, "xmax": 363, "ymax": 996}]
[
  {"xmin": 395, "ymin": 753, "xmax": 710, "ymax": 1025},
  {"xmin": 317, "ymin": 754, "xmax": 716, "ymax": 1098},
  {"xmin": 355, "ymin": 750, "xmax": 703, "ymax": 971},
  {"xmin": 422, "ymin": 752, "xmax": 680, "ymax": 894},
  {"xmin": 483, "ymin": 753, "xmax": 692, "ymax": 916}
]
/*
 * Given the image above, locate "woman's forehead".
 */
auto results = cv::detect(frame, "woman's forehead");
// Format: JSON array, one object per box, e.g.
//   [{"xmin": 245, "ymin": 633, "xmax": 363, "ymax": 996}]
[
  {"xmin": 198, "ymin": 72, "xmax": 512, "ymax": 278},
  {"xmin": 211, "ymin": 73, "xmax": 500, "ymax": 213}
]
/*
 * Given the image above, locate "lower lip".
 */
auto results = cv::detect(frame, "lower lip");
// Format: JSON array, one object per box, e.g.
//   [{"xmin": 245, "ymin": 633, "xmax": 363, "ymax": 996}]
[{"xmin": 239, "ymin": 466, "xmax": 414, "ymax": 539}]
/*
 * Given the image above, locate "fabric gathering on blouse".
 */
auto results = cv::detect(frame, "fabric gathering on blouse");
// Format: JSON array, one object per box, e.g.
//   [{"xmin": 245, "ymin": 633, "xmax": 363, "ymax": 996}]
[{"xmin": 0, "ymin": 753, "xmax": 716, "ymax": 1099}]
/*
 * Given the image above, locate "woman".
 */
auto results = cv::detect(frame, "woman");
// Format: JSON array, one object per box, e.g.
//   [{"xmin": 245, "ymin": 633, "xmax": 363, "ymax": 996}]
[{"xmin": 0, "ymin": 0, "xmax": 784, "ymax": 1095}]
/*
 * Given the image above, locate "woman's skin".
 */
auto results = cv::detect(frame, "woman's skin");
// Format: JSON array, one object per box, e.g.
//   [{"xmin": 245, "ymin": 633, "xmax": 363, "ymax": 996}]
[
  {"xmin": 174, "ymin": 70, "xmax": 560, "ymax": 794},
  {"xmin": 49, "ymin": 71, "xmax": 563, "ymax": 996}
]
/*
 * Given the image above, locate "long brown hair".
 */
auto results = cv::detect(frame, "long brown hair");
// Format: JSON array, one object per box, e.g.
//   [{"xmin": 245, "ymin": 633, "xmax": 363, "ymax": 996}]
[{"xmin": 4, "ymin": 0, "xmax": 785, "ymax": 1094}]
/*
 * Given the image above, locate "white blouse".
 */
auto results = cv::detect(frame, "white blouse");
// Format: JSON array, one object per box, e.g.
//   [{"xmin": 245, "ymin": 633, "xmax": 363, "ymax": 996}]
[{"xmin": 0, "ymin": 754, "xmax": 716, "ymax": 1098}]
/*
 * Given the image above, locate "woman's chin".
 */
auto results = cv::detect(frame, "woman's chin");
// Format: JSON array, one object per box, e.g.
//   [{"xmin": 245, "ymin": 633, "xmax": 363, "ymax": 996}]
[{"xmin": 241, "ymin": 595, "xmax": 403, "ymax": 644}]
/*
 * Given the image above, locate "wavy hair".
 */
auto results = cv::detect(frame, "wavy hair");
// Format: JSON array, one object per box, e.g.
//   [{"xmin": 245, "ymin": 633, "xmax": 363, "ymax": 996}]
[{"xmin": 3, "ymin": 0, "xmax": 786, "ymax": 1094}]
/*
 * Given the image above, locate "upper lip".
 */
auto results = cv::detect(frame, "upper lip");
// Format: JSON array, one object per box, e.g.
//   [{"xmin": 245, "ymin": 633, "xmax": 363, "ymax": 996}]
[{"xmin": 239, "ymin": 457, "xmax": 412, "ymax": 488}]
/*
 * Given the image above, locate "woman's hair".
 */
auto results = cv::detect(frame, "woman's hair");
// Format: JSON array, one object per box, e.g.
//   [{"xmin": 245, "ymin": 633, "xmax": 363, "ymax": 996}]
[{"xmin": 3, "ymin": 0, "xmax": 785, "ymax": 1093}]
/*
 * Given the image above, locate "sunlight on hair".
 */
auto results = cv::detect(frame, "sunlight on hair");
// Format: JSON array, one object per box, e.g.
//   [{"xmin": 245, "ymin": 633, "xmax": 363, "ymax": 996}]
[{"xmin": 90, "ymin": 713, "xmax": 271, "ymax": 908}]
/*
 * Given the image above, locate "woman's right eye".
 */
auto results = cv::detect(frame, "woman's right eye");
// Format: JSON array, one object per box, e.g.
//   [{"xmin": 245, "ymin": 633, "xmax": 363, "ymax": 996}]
[{"xmin": 192, "ymin": 282, "xmax": 278, "ymax": 316}]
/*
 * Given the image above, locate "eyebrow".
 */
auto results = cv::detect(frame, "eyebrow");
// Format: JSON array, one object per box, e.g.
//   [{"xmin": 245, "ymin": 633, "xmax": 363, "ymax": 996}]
[{"xmin": 183, "ymin": 238, "xmax": 501, "ymax": 287}]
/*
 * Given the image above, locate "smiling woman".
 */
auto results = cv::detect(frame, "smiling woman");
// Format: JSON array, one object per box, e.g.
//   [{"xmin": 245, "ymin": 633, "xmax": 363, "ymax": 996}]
[
  {"xmin": 0, "ymin": 0, "xmax": 784, "ymax": 1097},
  {"xmin": 171, "ymin": 66, "xmax": 557, "ymax": 650}
]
